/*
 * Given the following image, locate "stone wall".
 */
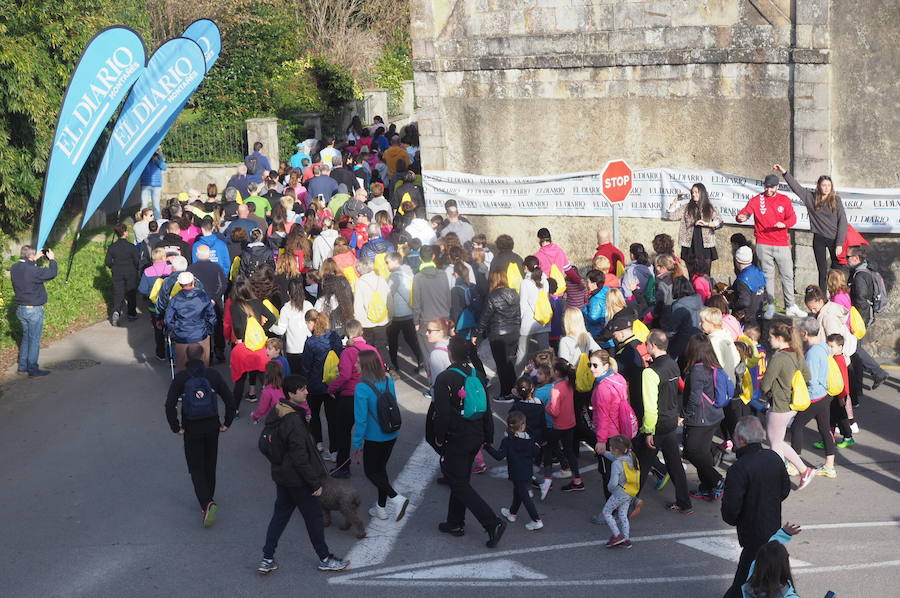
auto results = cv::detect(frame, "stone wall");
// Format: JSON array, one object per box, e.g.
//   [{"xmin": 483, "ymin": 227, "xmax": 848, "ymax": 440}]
[
  {"xmin": 411, "ymin": 0, "xmax": 900, "ymax": 360},
  {"xmin": 163, "ymin": 163, "xmax": 236, "ymax": 197}
]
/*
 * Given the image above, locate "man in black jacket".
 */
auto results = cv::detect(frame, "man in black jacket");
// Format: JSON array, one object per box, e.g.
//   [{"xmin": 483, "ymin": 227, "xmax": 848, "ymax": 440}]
[
  {"xmin": 329, "ymin": 155, "xmax": 360, "ymax": 192},
  {"xmin": 257, "ymin": 376, "xmax": 349, "ymax": 575},
  {"xmin": 105, "ymin": 223, "xmax": 140, "ymax": 326},
  {"xmin": 721, "ymin": 416, "xmax": 791, "ymax": 598},
  {"xmin": 188, "ymin": 245, "xmax": 228, "ymax": 362},
  {"xmin": 165, "ymin": 343, "xmax": 235, "ymax": 527},
  {"xmin": 433, "ymin": 336, "xmax": 506, "ymax": 547},
  {"xmin": 846, "ymin": 246, "xmax": 889, "ymax": 405},
  {"xmin": 154, "ymin": 221, "xmax": 192, "ymax": 264}
]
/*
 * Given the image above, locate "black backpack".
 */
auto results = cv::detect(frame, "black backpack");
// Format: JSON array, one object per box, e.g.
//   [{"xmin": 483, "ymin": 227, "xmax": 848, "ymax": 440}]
[
  {"xmin": 364, "ymin": 380, "xmax": 402, "ymax": 433},
  {"xmin": 181, "ymin": 370, "xmax": 219, "ymax": 420},
  {"xmin": 244, "ymin": 155, "xmax": 259, "ymax": 175},
  {"xmin": 258, "ymin": 417, "xmax": 285, "ymax": 464}
]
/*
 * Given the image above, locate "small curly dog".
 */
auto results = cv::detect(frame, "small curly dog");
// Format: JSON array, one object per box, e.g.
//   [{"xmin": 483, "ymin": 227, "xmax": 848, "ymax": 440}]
[{"xmin": 319, "ymin": 476, "xmax": 366, "ymax": 538}]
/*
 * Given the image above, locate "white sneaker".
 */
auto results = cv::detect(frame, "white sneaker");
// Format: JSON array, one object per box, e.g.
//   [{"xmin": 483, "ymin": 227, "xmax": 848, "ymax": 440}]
[
  {"xmin": 368, "ymin": 505, "xmax": 388, "ymax": 520},
  {"xmin": 552, "ymin": 469, "xmax": 572, "ymax": 479},
  {"xmin": 850, "ymin": 422, "xmax": 860, "ymax": 434},
  {"xmin": 785, "ymin": 305, "xmax": 808, "ymax": 318},
  {"xmin": 316, "ymin": 442, "xmax": 325, "ymax": 452},
  {"xmin": 763, "ymin": 304, "xmax": 776, "ymax": 320},
  {"xmin": 525, "ymin": 520, "xmax": 544, "ymax": 531},
  {"xmin": 388, "ymin": 494, "xmax": 410, "ymax": 521},
  {"xmin": 539, "ymin": 478, "xmax": 552, "ymax": 501},
  {"xmin": 323, "ymin": 451, "xmax": 337, "ymax": 462},
  {"xmin": 500, "ymin": 508, "xmax": 517, "ymax": 522}
]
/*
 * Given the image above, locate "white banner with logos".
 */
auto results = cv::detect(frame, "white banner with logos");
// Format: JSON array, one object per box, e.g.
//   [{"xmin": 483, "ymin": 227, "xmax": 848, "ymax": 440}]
[{"xmin": 423, "ymin": 168, "xmax": 900, "ymax": 233}]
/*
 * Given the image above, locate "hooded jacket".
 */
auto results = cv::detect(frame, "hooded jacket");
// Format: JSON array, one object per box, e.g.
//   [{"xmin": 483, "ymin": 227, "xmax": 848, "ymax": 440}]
[
  {"xmin": 327, "ymin": 337, "xmax": 382, "ymax": 397},
  {"xmin": 354, "ymin": 272, "xmax": 390, "ymax": 327},
  {"xmin": 816, "ymin": 301, "xmax": 857, "ymax": 356},
  {"xmin": 582, "ymin": 286, "xmax": 611, "ymax": 337},
  {"xmin": 476, "ymin": 287, "xmax": 521, "ymax": 340},
  {"xmin": 359, "ymin": 236, "xmax": 394, "ymax": 262},
  {"xmin": 312, "ymin": 229, "xmax": 340, "ymax": 270},
  {"xmin": 156, "ymin": 272, "xmax": 205, "ymax": 316},
  {"xmin": 682, "ymin": 363, "xmax": 725, "ymax": 427},
  {"xmin": 732, "ymin": 264, "xmax": 767, "ymax": 324},
  {"xmin": 164, "ymin": 287, "xmax": 217, "ymax": 343},
  {"xmin": 388, "ymin": 264, "xmax": 414, "ymax": 319},
  {"xmin": 267, "ymin": 401, "xmax": 327, "ymax": 490},
  {"xmin": 591, "ymin": 371, "xmax": 629, "ymax": 442},
  {"xmin": 192, "ymin": 233, "xmax": 230, "ymax": 275},
  {"xmin": 535, "ymin": 242, "xmax": 570, "ymax": 276},
  {"xmin": 761, "ymin": 349, "xmax": 810, "ymax": 413},
  {"xmin": 519, "ymin": 274, "xmax": 551, "ymax": 336},
  {"xmin": 301, "ymin": 332, "xmax": 343, "ymax": 395},
  {"xmin": 412, "ymin": 265, "xmax": 450, "ymax": 327}
]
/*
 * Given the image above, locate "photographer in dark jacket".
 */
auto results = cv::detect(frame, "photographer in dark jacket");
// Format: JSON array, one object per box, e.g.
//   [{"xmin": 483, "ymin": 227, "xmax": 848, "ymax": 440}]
[
  {"xmin": 721, "ymin": 416, "xmax": 791, "ymax": 598},
  {"xmin": 846, "ymin": 246, "xmax": 889, "ymax": 405},
  {"xmin": 11, "ymin": 245, "xmax": 57, "ymax": 377},
  {"xmin": 165, "ymin": 343, "xmax": 235, "ymax": 527},
  {"xmin": 105, "ymin": 223, "xmax": 140, "ymax": 326},
  {"xmin": 257, "ymin": 376, "xmax": 349, "ymax": 575},
  {"xmin": 433, "ymin": 336, "xmax": 505, "ymax": 547},
  {"xmin": 474, "ymin": 270, "xmax": 521, "ymax": 397}
]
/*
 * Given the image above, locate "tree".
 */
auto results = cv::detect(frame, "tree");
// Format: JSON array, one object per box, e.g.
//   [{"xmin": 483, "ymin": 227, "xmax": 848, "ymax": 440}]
[{"xmin": 0, "ymin": 0, "xmax": 148, "ymax": 237}]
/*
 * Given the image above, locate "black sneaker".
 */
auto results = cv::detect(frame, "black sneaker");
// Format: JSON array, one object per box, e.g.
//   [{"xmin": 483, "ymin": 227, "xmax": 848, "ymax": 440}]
[
  {"xmin": 28, "ymin": 369, "xmax": 51, "ymax": 377},
  {"xmin": 872, "ymin": 375, "xmax": 888, "ymax": 390},
  {"xmin": 561, "ymin": 481, "xmax": 585, "ymax": 492},
  {"xmin": 485, "ymin": 520, "xmax": 507, "ymax": 548},
  {"xmin": 438, "ymin": 522, "xmax": 465, "ymax": 536}
]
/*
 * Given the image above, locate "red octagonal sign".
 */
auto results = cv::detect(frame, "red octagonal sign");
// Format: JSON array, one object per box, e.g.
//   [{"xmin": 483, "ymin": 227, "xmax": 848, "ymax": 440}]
[{"xmin": 600, "ymin": 159, "xmax": 633, "ymax": 204}]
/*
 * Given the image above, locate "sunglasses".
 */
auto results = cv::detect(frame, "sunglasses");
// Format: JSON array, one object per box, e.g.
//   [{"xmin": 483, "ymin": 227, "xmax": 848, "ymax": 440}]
[
  {"xmin": 425, "ymin": 329, "xmax": 441, "ymax": 334},
  {"xmin": 589, "ymin": 362, "xmax": 603, "ymax": 368}
]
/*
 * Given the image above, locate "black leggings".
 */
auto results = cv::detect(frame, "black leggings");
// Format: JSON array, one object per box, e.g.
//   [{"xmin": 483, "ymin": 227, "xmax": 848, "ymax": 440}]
[
  {"xmin": 233, "ymin": 371, "xmax": 259, "ymax": 413},
  {"xmin": 830, "ymin": 397, "xmax": 853, "ymax": 438},
  {"xmin": 307, "ymin": 393, "xmax": 338, "ymax": 451},
  {"xmin": 387, "ymin": 318, "xmax": 423, "ymax": 370},
  {"xmin": 363, "ymin": 439, "xmax": 398, "ymax": 507},
  {"xmin": 792, "ymin": 397, "xmax": 836, "ymax": 456},
  {"xmin": 542, "ymin": 428, "xmax": 580, "ymax": 478},
  {"xmin": 683, "ymin": 423, "xmax": 722, "ymax": 493},
  {"xmin": 334, "ymin": 395, "xmax": 355, "ymax": 473},
  {"xmin": 510, "ymin": 479, "xmax": 540, "ymax": 521},
  {"xmin": 812, "ymin": 233, "xmax": 839, "ymax": 291},
  {"xmin": 721, "ymin": 400, "xmax": 750, "ymax": 442},
  {"xmin": 489, "ymin": 333, "xmax": 519, "ymax": 396}
]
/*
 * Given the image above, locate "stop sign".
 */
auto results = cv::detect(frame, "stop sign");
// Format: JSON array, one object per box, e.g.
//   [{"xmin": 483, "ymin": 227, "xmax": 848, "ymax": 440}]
[{"xmin": 600, "ymin": 159, "xmax": 633, "ymax": 204}]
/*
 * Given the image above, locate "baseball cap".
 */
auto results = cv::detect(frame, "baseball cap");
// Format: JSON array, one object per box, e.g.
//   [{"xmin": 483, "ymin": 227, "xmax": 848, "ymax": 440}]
[
  {"xmin": 606, "ymin": 314, "xmax": 633, "ymax": 334},
  {"xmin": 764, "ymin": 174, "xmax": 779, "ymax": 188},
  {"xmin": 735, "ymin": 246, "xmax": 753, "ymax": 265},
  {"xmin": 177, "ymin": 271, "xmax": 195, "ymax": 286}
]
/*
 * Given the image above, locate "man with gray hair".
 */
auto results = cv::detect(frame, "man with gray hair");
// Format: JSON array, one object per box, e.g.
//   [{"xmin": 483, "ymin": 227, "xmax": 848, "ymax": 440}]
[
  {"xmin": 11, "ymin": 245, "xmax": 57, "ymax": 376},
  {"xmin": 721, "ymin": 415, "xmax": 791, "ymax": 598},
  {"xmin": 359, "ymin": 222, "xmax": 394, "ymax": 262},
  {"xmin": 226, "ymin": 162, "xmax": 251, "ymax": 199}
]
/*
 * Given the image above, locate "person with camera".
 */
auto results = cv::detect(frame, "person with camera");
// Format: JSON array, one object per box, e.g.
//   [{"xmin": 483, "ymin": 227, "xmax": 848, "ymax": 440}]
[{"xmin": 11, "ymin": 245, "xmax": 57, "ymax": 377}]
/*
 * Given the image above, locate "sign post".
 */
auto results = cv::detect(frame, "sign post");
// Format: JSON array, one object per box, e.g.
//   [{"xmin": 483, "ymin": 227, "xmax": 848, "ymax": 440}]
[{"xmin": 599, "ymin": 159, "xmax": 634, "ymax": 247}]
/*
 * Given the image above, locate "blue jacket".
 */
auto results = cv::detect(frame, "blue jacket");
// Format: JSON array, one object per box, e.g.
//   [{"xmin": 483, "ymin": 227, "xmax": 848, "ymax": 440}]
[
  {"xmin": 301, "ymin": 332, "xmax": 343, "ymax": 395},
  {"xmin": 582, "ymin": 286, "xmax": 611, "ymax": 337},
  {"xmin": 192, "ymin": 233, "xmax": 231, "ymax": 275},
  {"xmin": 485, "ymin": 433, "xmax": 540, "ymax": 481},
  {"xmin": 140, "ymin": 153, "xmax": 167, "ymax": 187},
  {"xmin": 359, "ymin": 237, "xmax": 394, "ymax": 261},
  {"xmin": 352, "ymin": 376, "xmax": 400, "ymax": 449},
  {"xmin": 244, "ymin": 151, "xmax": 271, "ymax": 183},
  {"xmin": 742, "ymin": 529, "xmax": 799, "ymax": 597},
  {"xmin": 683, "ymin": 363, "xmax": 725, "ymax": 427},
  {"xmin": 307, "ymin": 175, "xmax": 339, "ymax": 200},
  {"xmin": 156, "ymin": 272, "xmax": 205, "ymax": 316},
  {"xmin": 805, "ymin": 342, "xmax": 830, "ymax": 400},
  {"xmin": 164, "ymin": 288, "xmax": 216, "ymax": 343},
  {"xmin": 289, "ymin": 151, "xmax": 310, "ymax": 169},
  {"xmin": 11, "ymin": 259, "xmax": 57, "ymax": 306}
]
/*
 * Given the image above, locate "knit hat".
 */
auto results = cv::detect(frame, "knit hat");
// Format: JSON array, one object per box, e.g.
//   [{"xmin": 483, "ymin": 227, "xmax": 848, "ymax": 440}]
[{"xmin": 735, "ymin": 246, "xmax": 753, "ymax": 265}]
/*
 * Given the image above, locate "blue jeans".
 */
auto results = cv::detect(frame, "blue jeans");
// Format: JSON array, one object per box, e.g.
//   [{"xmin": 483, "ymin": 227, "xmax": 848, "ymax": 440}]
[
  {"xmin": 16, "ymin": 305, "xmax": 44, "ymax": 373},
  {"xmin": 141, "ymin": 186, "xmax": 162, "ymax": 220}
]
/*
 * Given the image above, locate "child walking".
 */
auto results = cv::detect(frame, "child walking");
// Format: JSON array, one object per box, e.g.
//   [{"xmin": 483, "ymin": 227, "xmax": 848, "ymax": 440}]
[
  {"xmin": 593, "ymin": 435, "xmax": 638, "ymax": 548},
  {"xmin": 252, "ymin": 361, "xmax": 290, "ymax": 423},
  {"xmin": 819, "ymin": 334, "xmax": 855, "ymax": 450},
  {"xmin": 486, "ymin": 411, "xmax": 544, "ymax": 530},
  {"xmin": 509, "ymin": 376, "xmax": 549, "ymax": 499}
]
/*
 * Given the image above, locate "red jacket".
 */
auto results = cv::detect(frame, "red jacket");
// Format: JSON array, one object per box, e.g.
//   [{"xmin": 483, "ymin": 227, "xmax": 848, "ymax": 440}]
[
  {"xmin": 593, "ymin": 243, "xmax": 625, "ymax": 274},
  {"xmin": 737, "ymin": 192, "xmax": 797, "ymax": 246},
  {"xmin": 545, "ymin": 380, "xmax": 576, "ymax": 430}
]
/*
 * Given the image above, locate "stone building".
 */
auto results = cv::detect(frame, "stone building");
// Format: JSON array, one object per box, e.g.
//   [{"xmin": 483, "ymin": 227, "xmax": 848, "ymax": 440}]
[{"xmin": 411, "ymin": 0, "xmax": 899, "ymax": 358}]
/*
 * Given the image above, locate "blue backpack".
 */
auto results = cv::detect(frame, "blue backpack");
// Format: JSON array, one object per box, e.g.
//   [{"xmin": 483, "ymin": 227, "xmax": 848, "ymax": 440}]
[
  {"xmin": 706, "ymin": 366, "xmax": 736, "ymax": 409},
  {"xmin": 181, "ymin": 370, "xmax": 219, "ymax": 420}
]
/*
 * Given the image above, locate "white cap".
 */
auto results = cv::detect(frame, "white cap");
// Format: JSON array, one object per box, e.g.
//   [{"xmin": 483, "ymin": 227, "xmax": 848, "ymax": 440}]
[
  {"xmin": 177, "ymin": 271, "xmax": 195, "ymax": 286},
  {"xmin": 735, "ymin": 246, "xmax": 753, "ymax": 265}
]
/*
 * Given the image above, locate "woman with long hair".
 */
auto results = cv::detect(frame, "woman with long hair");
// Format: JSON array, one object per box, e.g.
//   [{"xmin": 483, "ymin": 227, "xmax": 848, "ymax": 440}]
[
  {"xmin": 269, "ymin": 277, "xmax": 314, "ymax": 374},
  {"xmin": 315, "ymin": 258, "xmax": 354, "ymax": 337},
  {"xmin": 327, "ymin": 320, "xmax": 383, "ymax": 477},
  {"xmin": 761, "ymin": 322, "xmax": 815, "ymax": 489},
  {"xmin": 622, "ymin": 242, "xmax": 654, "ymax": 303},
  {"xmin": 300, "ymin": 310, "xmax": 343, "ymax": 459},
  {"xmin": 228, "ymin": 278, "xmax": 277, "ymax": 414},
  {"xmin": 352, "ymin": 350, "xmax": 409, "ymax": 521},
  {"xmin": 665, "ymin": 182, "xmax": 722, "ymax": 271},
  {"xmin": 775, "ymin": 163, "xmax": 847, "ymax": 290},
  {"xmin": 558, "ymin": 307, "xmax": 600, "ymax": 366},
  {"xmin": 680, "ymin": 333, "xmax": 726, "ymax": 501},
  {"xmin": 517, "ymin": 255, "xmax": 551, "ymax": 371},
  {"xmin": 475, "ymin": 270, "xmax": 521, "ymax": 396}
]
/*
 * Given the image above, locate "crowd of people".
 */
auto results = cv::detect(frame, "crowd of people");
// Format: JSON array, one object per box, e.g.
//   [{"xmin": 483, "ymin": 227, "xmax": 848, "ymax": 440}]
[{"xmin": 47, "ymin": 121, "xmax": 890, "ymax": 596}]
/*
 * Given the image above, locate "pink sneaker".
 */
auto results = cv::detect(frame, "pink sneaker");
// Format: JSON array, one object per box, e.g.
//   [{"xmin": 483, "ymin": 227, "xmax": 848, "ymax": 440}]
[
  {"xmin": 605, "ymin": 534, "xmax": 625, "ymax": 548},
  {"xmin": 797, "ymin": 467, "xmax": 815, "ymax": 490},
  {"xmin": 471, "ymin": 463, "xmax": 487, "ymax": 474}
]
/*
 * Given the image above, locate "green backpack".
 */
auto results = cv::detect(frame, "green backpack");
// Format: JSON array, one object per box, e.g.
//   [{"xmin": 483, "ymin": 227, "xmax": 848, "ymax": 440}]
[{"xmin": 450, "ymin": 367, "xmax": 487, "ymax": 420}]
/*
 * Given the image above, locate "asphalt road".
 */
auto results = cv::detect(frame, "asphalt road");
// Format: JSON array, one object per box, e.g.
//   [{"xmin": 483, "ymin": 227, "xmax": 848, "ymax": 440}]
[{"xmin": 1, "ymin": 317, "xmax": 898, "ymax": 597}]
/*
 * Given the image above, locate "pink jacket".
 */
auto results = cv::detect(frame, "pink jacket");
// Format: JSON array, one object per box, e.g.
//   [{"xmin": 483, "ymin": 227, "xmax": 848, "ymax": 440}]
[
  {"xmin": 832, "ymin": 290, "xmax": 852, "ymax": 326},
  {"xmin": 535, "ymin": 243, "xmax": 570, "ymax": 276},
  {"xmin": 545, "ymin": 380, "xmax": 576, "ymax": 430},
  {"xmin": 143, "ymin": 261, "xmax": 172, "ymax": 277},
  {"xmin": 252, "ymin": 385, "xmax": 285, "ymax": 422},
  {"xmin": 591, "ymin": 372, "xmax": 629, "ymax": 443},
  {"xmin": 327, "ymin": 337, "xmax": 382, "ymax": 397}
]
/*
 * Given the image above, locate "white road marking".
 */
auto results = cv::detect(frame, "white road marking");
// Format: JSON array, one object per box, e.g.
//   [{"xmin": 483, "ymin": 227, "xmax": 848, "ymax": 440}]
[
  {"xmin": 343, "ymin": 439, "xmax": 440, "ymax": 569},
  {"xmin": 378, "ymin": 559, "xmax": 546, "ymax": 580},
  {"xmin": 331, "ymin": 521, "xmax": 900, "ymax": 586},
  {"xmin": 677, "ymin": 536, "xmax": 811, "ymax": 567}
]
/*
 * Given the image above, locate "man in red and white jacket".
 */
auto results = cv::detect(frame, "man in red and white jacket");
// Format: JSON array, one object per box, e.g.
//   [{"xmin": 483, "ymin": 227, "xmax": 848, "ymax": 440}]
[{"xmin": 736, "ymin": 174, "xmax": 807, "ymax": 319}]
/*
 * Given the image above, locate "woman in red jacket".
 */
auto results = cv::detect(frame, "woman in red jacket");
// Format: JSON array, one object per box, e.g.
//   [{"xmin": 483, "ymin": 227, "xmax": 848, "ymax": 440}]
[{"xmin": 589, "ymin": 349, "xmax": 630, "ymax": 499}]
